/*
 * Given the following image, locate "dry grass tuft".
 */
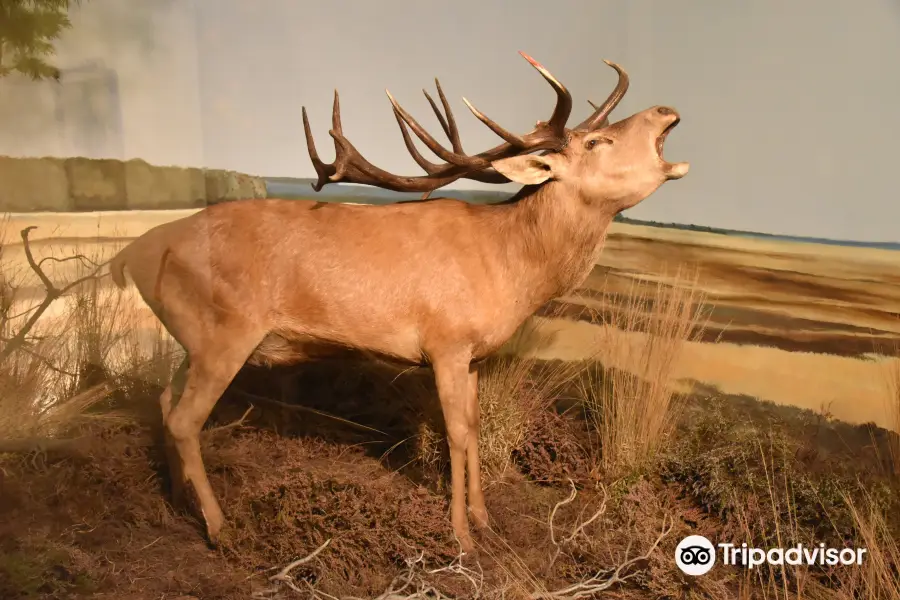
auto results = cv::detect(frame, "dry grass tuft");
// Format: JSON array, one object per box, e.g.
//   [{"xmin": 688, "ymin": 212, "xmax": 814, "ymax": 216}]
[
  {"xmin": 731, "ymin": 446, "xmax": 900, "ymax": 600},
  {"xmin": 579, "ymin": 267, "xmax": 708, "ymax": 474},
  {"xmin": 404, "ymin": 311, "xmax": 577, "ymax": 484},
  {"xmin": 878, "ymin": 350, "xmax": 900, "ymax": 477},
  {"xmin": 476, "ymin": 316, "xmax": 579, "ymax": 481},
  {"xmin": 835, "ymin": 490, "xmax": 900, "ymax": 600}
]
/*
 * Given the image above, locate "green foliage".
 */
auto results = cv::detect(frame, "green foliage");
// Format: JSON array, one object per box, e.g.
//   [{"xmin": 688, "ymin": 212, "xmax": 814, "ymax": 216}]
[{"xmin": 0, "ymin": 0, "xmax": 82, "ymax": 81}]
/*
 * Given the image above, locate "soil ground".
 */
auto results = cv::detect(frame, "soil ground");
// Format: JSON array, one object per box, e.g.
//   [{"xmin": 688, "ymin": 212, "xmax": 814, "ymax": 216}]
[{"xmin": 1, "ymin": 359, "xmax": 898, "ymax": 598}]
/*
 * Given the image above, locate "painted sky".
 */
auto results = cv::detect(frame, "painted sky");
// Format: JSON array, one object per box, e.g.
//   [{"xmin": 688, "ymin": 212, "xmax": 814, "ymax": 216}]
[
  {"xmin": 7, "ymin": 0, "xmax": 900, "ymax": 241},
  {"xmin": 187, "ymin": 0, "xmax": 900, "ymax": 241}
]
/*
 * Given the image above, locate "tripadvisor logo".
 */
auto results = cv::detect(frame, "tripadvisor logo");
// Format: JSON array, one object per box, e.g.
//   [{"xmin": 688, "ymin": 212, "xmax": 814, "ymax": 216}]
[
  {"xmin": 675, "ymin": 535, "xmax": 867, "ymax": 576},
  {"xmin": 676, "ymin": 535, "xmax": 716, "ymax": 576}
]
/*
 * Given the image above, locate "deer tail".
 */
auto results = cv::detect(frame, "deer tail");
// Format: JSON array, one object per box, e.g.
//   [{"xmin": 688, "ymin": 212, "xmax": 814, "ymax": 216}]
[{"xmin": 109, "ymin": 248, "xmax": 129, "ymax": 289}]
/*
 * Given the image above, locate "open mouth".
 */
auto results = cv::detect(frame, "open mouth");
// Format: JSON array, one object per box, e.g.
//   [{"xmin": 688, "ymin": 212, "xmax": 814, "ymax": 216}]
[
  {"xmin": 655, "ymin": 117, "xmax": 689, "ymax": 179},
  {"xmin": 656, "ymin": 117, "xmax": 680, "ymax": 160}
]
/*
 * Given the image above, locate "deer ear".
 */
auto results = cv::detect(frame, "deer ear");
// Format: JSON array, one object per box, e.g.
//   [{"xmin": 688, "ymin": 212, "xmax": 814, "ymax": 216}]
[{"xmin": 490, "ymin": 154, "xmax": 559, "ymax": 185}]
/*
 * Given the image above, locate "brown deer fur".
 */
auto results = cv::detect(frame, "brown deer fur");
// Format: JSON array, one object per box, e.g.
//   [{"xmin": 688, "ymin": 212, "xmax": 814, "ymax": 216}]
[{"xmin": 108, "ymin": 53, "xmax": 689, "ymax": 553}]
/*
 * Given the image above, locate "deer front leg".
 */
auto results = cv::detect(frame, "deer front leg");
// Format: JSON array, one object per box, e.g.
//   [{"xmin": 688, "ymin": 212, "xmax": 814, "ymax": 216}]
[
  {"xmin": 465, "ymin": 366, "xmax": 489, "ymax": 529},
  {"xmin": 432, "ymin": 353, "xmax": 476, "ymax": 553}
]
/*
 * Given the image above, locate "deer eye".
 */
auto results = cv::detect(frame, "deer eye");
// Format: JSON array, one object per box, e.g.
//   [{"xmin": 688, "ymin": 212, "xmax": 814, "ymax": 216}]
[{"xmin": 585, "ymin": 137, "xmax": 612, "ymax": 150}]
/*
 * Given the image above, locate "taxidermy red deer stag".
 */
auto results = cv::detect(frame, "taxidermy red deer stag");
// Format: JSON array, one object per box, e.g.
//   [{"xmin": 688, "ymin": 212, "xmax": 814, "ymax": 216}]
[{"xmin": 108, "ymin": 51, "xmax": 689, "ymax": 553}]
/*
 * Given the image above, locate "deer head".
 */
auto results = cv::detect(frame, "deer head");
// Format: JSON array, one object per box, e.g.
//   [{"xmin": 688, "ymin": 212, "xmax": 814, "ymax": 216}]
[
  {"xmin": 302, "ymin": 51, "xmax": 688, "ymax": 216},
  {"xmin": 492, "ymin": 106, "xmax": 689, "ymax": 213}
]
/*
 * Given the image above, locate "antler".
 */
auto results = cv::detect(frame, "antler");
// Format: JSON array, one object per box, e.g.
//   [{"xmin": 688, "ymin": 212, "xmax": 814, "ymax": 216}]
[
  {"xmin": 302, "ymin": 51, "xmax": 574, "ymax": 193},
  {"xmin": 572, "ymin": 60, "xmax": 629, "ymax": 131}
]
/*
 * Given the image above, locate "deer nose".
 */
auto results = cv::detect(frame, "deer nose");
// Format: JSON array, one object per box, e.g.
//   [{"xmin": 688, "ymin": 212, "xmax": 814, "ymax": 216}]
[{"xmin": 656, "ymin": 106, "xmax": 677, "ymax": 117}]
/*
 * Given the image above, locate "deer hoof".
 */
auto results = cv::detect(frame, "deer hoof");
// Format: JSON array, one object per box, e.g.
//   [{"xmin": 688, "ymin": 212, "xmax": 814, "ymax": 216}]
[
  {"xmin": 203, "ymin": 506, "xmax": 225, "ymax": 547},
  {"xmin": 458, "ymin": 534, "xmax": 474, "ymax": 555}
]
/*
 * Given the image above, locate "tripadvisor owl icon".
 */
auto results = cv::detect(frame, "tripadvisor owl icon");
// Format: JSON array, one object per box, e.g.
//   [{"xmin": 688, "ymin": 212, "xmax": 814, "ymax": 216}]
[{"xmin": 676, "ymin": 535, "xmax": 716, "ymax": 576}]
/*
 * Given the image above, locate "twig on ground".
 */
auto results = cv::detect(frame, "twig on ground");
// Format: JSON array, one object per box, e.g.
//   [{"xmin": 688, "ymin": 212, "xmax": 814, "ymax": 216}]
[
  {"xmin": 426, "ymin": 551, "xmax": 484, "ymax": 598},
  {"xmin": 533, "ymin": 514, "xmax": 673, "ymax": 599},
  {"xmin": 271, "ymin": 538, "xmax": 333, "ymax": 586},
  {"xmin": 548, "ymin": 478, "xmax": 609, "ymax": 566},
  {"xmin": 231, "ymin": 387, "xmax": 388, "ymax": 436},
  {"xmin": 206, "ymin": 405, "xmax": 255, "ymax": 434},
  {"xmin": 252, "ymin": 539, "xmax": 333, "ymax": 598},
  {"xmin": 252, "ymin": 507, "xmax": 670, "ymax": 600},
  {"xmin": 256, "ymin": 545, "xmax": 481, "ymax": 600}
]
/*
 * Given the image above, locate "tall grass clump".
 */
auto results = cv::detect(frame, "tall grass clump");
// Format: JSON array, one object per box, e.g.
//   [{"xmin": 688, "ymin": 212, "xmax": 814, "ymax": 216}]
[
  {"xmin": 0, "ymin": 223, "xmax": 179, "ymax": 445},
  {"xmin": 0, "ymin": 219, "xmax": 74, "ymax": 440},
  {"xmin": 878, "ymin": 347, "xmax": 900, "ymax": 478},
  {"xmin": 405, "ymin": 309, "xmax": 575, "ymax": 483},
  {"xmin": 476, "ymin": 315, "xmax": 577, "ymax": 480},
  {"xmin": 835, "ymin": 490, "xmax": 900, "ymax": 600},
  {"xmin": 580, "ymin": 267, "xmax": 707, "ymax": 474}
]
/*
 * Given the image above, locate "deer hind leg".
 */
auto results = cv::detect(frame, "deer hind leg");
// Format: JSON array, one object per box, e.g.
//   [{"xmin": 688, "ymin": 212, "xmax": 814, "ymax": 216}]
[
  {"xmin": 160, "ymin": 356, "xmax": 189, "ymax": 505},
  {"xmin": 163, "ymin": 330, "xmax": 262, "ymax": 545},
  {"xmin": 432, "ymin": 352, "xmax": 476, "ymax": 553},
  {"xmin": 465, "ymin": 366, "xmax": 489, "ymax": 529}
]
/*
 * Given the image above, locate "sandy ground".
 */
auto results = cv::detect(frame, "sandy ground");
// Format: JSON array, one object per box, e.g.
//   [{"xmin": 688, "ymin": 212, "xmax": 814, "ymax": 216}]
[{"xmin": 3, "ymin": 208, "xmax": 899, "ymax": 432}]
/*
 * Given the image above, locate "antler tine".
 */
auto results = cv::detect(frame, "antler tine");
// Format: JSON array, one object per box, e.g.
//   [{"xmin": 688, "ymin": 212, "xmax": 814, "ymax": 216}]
[
  {"xmin": 574, "ymin": 60, "xmax": 629, "ymax": 131},
  {"xmin": 518, "ymin": 51, "xmax": 572, "ymax": 135},
  {"xmin": 392, "ymin": 106, "xmax": 445, "ymax": 174},
  {"xmin": 392, "ymin": 106, "xmax": 508, "ymax": 183},
  {"xmin": 452, "ymin": 52, "xmax": 573, "ymax": 148},
  {"xmin": 389, "ymin": 52, "xmax": 572, "ymax": 161},
  {"xmin": 423, "ymin": 90, "xmax": 452, "ymax": 145},
  {"xmin": 585, "ymin": 101, "xmax": 609, "ymax": 129},
  {"xmin": 418, "ymin": 80, "xmax": 511, "ymax": 182},
  {"xmin": 417, "ymin": 79, "xmax": 513, "ymax": 182},
  {"xmin": 331, "ymin": 89, "xmax": 343, "ymax": 135},
  {"xmin": 423, "ymin": 78, "xmax": 463, "ymax": 153},
  {"xmin": 461, "ymin": 97, "xmax": 527, "ymax": 147},
  {"xmin": 386, "ymin": 90, "xmax": 484, "ymax": 168},
  {"xmin": 302, "ymin": 104, "xmax": 337, "ymax": 192}
]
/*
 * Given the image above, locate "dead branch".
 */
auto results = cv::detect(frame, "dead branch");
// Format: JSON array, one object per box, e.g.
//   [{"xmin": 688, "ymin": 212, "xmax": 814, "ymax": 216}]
[
  {"xmin": 204, "ymin": 405, "xmax": 256, "ymax": 435},
  {"xmin": 252, "ymin": 539, "xmax": 333, "ymax": 598},
  {"xmin": 255, "ymin": 545, "xmax": 481, "ymax": 600},
  {"xmin": 270, "ymin": 538, "xmax": 333, "ymax": 592},
  {"xmin": 548, "ymin": 478, "xmax": 609, "ymax": 567},
  {"xmin": 532, "ymin": 514, "xmax": 673, "ymax": 600},
  {"xmin": 253, "ymin": 509, "xmax": 670, "ymax": 600},
  {"xmin": 37, "ymin": 253, "xmax": 101, "ymax": 271},
  {"xmin": 10, "ymin": 342, "xmax": 79, "ymax": 377},
  {"xmin": 230, "ymin": 387, "xmax": 389, "ymax": 436},
  {"xmin": 0, "ymin": 227, "xmax": 109, "ymax": 363}
]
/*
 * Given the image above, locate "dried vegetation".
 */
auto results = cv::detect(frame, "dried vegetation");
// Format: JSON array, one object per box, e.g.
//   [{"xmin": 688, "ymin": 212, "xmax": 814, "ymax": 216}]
[{"xmin": 0, "ymin": 224, "xmax": 897, "ymax": 599}]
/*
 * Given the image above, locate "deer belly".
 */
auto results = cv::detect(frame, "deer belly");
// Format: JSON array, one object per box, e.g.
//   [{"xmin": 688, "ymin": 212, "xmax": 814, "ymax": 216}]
[{"xmin": 247, "ymin": 327, "xmax": 424, "ymax": 368}]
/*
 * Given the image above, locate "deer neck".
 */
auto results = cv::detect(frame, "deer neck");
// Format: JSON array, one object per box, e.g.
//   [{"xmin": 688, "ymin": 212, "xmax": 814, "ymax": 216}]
[{"xmin": 489, "ymin": 181, "xmax": 615, "ymax": 309}]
